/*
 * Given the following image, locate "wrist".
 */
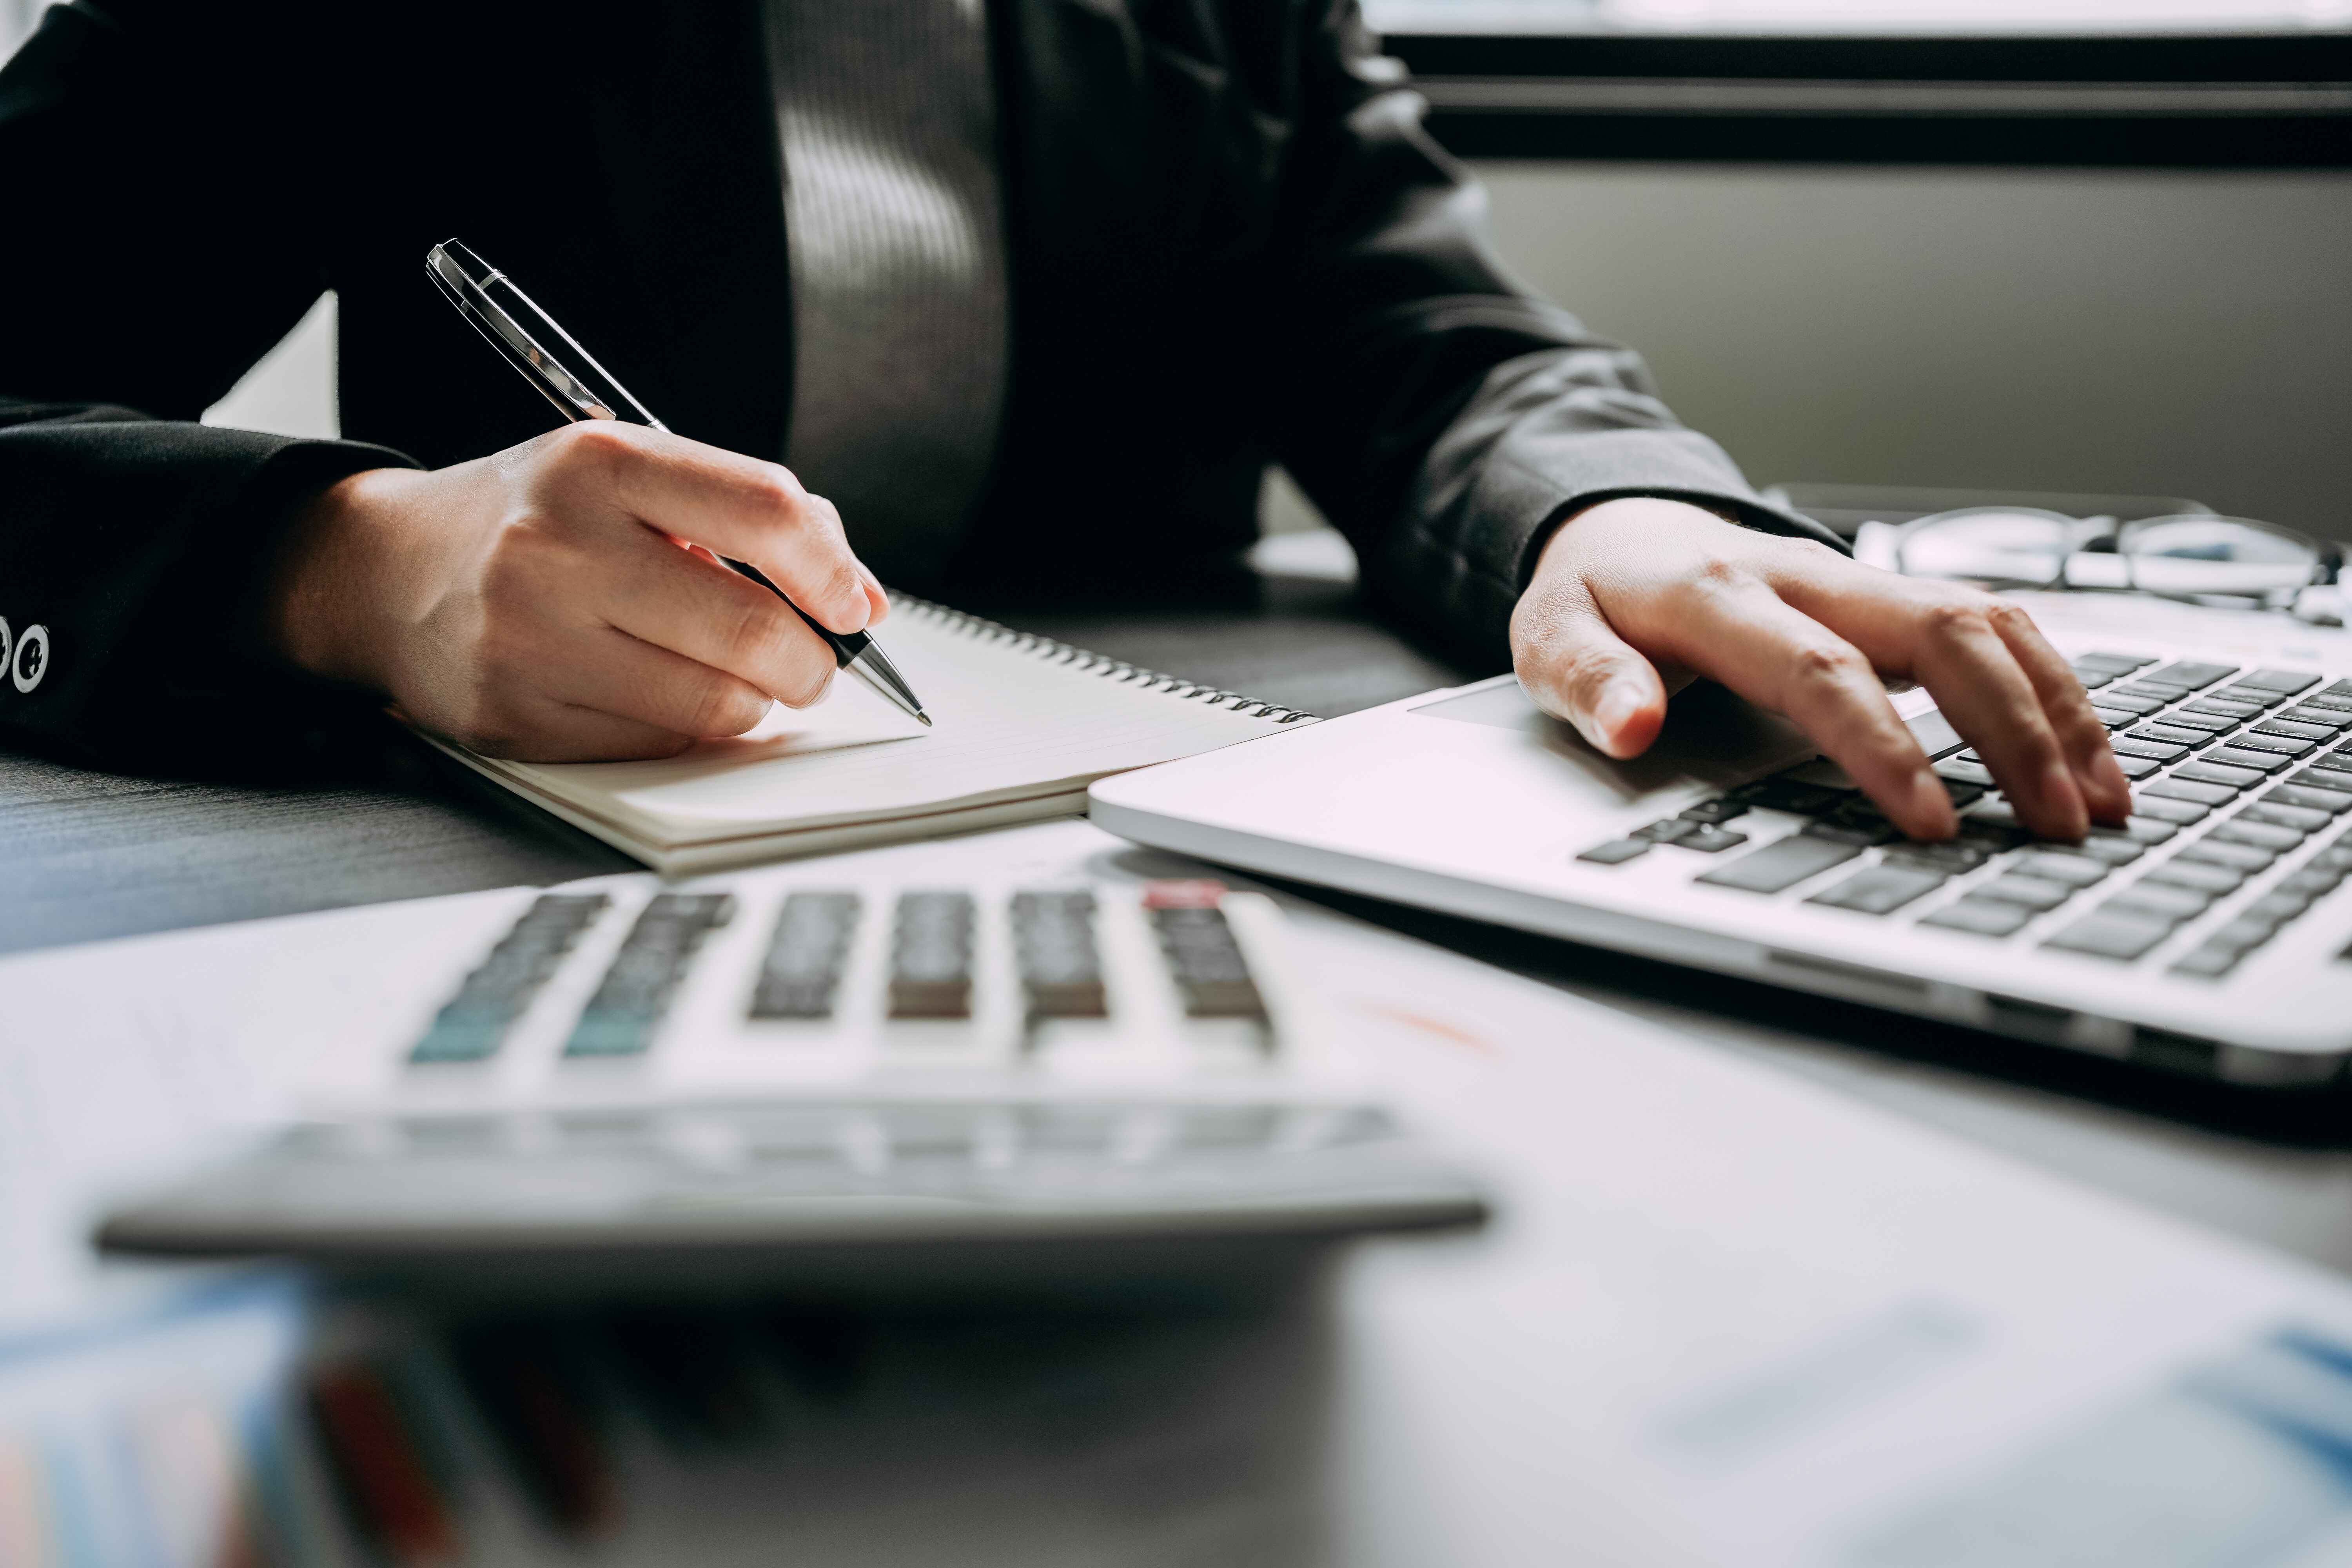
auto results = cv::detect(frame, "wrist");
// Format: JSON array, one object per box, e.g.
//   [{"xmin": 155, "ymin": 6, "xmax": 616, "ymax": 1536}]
[{"xmin": 265, "ymin": 466, "xmax": 416, "ymax": 689}]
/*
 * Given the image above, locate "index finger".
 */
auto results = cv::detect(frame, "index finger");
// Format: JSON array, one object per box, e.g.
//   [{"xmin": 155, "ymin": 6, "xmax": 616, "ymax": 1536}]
[
  {"xmin": 558, "ymin": 424, "xmax": 876, "ymax": 634},
  {"xmin": 1623, "ymin": 575, "xmax": 1959, "ymax": 840}
]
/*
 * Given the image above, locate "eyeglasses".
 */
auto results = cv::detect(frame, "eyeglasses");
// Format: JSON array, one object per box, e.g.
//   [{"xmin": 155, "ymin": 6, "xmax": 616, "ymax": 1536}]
[{"xmin": 1892, "ymin": 508, "xmax": 2340, "ymax": 605}]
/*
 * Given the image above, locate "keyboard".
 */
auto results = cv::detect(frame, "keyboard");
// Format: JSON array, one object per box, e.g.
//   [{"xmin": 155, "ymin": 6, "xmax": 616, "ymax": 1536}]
[
  {"xmin": 1575, "ymin": 657, "xmax": 2352, "ymax": 981},
  {"xmin": 95, "ymin": 873, "xmax": 1489, "ymax": 1277}
]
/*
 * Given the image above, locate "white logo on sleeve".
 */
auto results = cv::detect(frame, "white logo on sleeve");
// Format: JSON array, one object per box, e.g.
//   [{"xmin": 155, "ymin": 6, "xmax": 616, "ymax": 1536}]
[{"xmin": 11, "ymin": 624, "xmax": 48, "ymax": 693}]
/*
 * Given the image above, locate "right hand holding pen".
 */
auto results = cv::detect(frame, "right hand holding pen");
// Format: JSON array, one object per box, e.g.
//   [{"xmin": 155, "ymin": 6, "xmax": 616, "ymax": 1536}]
[{"xmin": 267, "ymin": 423, "xmax": 890, "ymax": 760}]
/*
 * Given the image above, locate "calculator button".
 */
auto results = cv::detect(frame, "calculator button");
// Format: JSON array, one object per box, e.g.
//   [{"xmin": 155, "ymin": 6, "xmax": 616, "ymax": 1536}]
[
  {"xmin": 1147, "ymin": 891, "xmax": 1268, "ymax": 1020},
  {"xmin": 889, "ymin": 891, "xmax": 978, "ymax": 1019},
  {"xmin": 750, "ymin": 892, "xmax": 861, "ymax": 1020},
  {"xmin": 1011, "ymin": 891, "xmax": 1109, "ymax": 1018},
  {"xmin": 566, "ymin": 894, "xmax": 735, "ymax": 1056},
  {"xmin": 413, "ymin": 894, "xmax": 609, "ymax": 1064}
]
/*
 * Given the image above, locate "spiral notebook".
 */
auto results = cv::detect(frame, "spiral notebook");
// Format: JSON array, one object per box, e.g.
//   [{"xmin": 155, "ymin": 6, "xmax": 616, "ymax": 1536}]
[{"xmin": 425, "ymin": 599, "xmax": 1315, "ymax": 873}]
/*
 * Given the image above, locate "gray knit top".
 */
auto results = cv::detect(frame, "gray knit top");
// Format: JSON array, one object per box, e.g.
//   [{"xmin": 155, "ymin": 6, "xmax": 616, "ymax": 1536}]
[{"xmin": 765, "ymin": 0, "xmax": 1010, "ymax": 585}]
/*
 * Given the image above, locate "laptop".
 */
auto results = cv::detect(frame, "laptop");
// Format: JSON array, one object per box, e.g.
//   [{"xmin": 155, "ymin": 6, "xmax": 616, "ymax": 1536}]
[{"xmin": 1089, "ymin": 591, "xmax": 2352, "ymax": 1087}]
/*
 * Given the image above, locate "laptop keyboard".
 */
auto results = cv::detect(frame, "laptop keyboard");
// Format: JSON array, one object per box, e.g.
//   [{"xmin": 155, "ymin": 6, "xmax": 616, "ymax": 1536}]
[{"xmin": 1577, "ymin": 656, "xmax": 2352, "ymax": 980}]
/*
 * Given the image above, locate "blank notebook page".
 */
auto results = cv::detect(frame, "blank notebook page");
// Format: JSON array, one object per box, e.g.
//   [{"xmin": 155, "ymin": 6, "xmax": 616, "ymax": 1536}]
[{"xmin": 454, "ymin": 601, "xmax": 1301, "ymax": 849}]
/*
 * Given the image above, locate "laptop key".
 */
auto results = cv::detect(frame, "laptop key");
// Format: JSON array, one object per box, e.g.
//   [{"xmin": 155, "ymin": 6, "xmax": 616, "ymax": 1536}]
[
  {"xmin": 1577, "ymin": 839, "xmax": 1652, "ymax": 865},
  {"xmin": 2071, "ymin": 665, "xmax": 2118, "ymax": 690},
  {"xmin": 1978, "ymin": 875, "xmax": 2081, "ymax": 912},
  {"xmin": 2209, "ymin": 916, "xmax": 2285, "ymax": 953},
  {"xmin": 2094, "ymin": 690, "xmax": 2171, "ymax": 715},
  {"xmin": 2073, "ymin": 652, "xmax": 2156, "ymax": 675},
  {"xmin": 2289, "ymin": 769, "xmax": 2352, "ymax": 797},
  {"xmin": 1733, "ymin": 779, "xmax": 1846, "ymax": 815},
  {"xmin": 2107, "ymin": 733, "xmax": 2192, "ymax": 762},
  {"xmin": 2280, "ymin": 706, "xmax": 2352, "ymax": 731},
  {"xmin": 2212, "ymin": 684, "xmax": 2290, "ymax": 709},
  {"xmin": 2044, "ymin": 912, "xmax": 2172, "ymax": 960},
  {"xmin": 2298, "ymin": 691, "xmax": 2352, "ymax": 714},
  {"xmin": 2091, "ymin": 707, "xmax": 2141, "ymax": 730},
  {"xmin": 1807, "ymin": 864, "xmax": 1949, "ymax": 915},
  {"xmin": 2111, "ymin": 754, "xmax": 2164, "ymax": 780},
  {"xmin": 1674, "ymin": 826, "xmax": 1749, "ymax": 853},
  {"xmin": 2235, "ymin": 669, "xmax": 2321, "ymax": 695},
  {"xmin": 1934, "ymin": 759, "xmax": 1996, "ymax": 788},
  {"xmin": 2141, "ymin": 661, "xmax": 2237, "ymax": 690},
  {"xmin": 2252, "ymin": 719, "xmax": 2336, "ymax": 742},
  {"xmin": 1696, "ymin": 835, "xmax": 1860, "ymax": 893},
  {"xmin": 2103, "ymin": 883, "xmax": 2212, "ymax": 923},
  {"xmin": 2204, "ymin": 748, "xmax": 2295, "ymax": 774},
  {"xmin": 2308, "ymin": 751, "xmax": 2352, "ymax": 775},
  {"xmin": 2130, "ymin": 794, "xmax": 2211, "ymax": 825},
  {"xmin": 2211, "ymin": 819, "xmax": 2306, "ymax": 853},
  {"xmin": 2145, "ymin": 777, "xmax": 2239, "ymax": 807},
  {"xmin": 2118, "ymin": 817, "xmax": 2180, "ymax": 844},
  {"xmin": 2129, "ymin": 724, "xmax": 2215, "ymax": 749},
  {"xmin": 2223, "ymin": 733, "xmax": 2316, "ymax": 759},
  {"xmin": 1802, "ymin": 819, "xmax": 1900, "ymax": 848},
  {"xmin": 1918, "ymin": 895, "xmax": 2036, "ymax": 936},
  {"xmin": 2273, "ymin": 781, "xmax": 2352, "ymax": 812},
  {"xmin": 2242, "ymin": 800, "xmax": 2334, "ymax": 834},
  {"xmin": 2247, "ymin": 891, "xmax": 2316, "ymax": 923},
  {"xmin": 2143, "ymin": 710, "xmax": 2236, "ymax": 735},
  {"xmin": 2178, "ymin": 840, "xmax": 2277, "ymax": 874},
  {"xmin": 2058, "ymin": 836, "xmax": 2145, "ymax": 867},
  {"xmin": 1634, "ymin": 818, "xmax": 1702, "ymax": 843},
  {"xmin": 2143, "ymin": 859, "xmax": 2244, "ymax": 896},
  {"xmin": 2169, "ymin": 943, "xmax": 2245, "ymax": 979},
  {"xmin": 2012, "ymin": 852, "xmax": 2111, "ymax": 887},
  {"xmin": 1677, "ymin": 799, "xmax": 1751, "ymax": 824},
  {"xmin": 2171, "ymin": 761, "xmax": 2264, "ymax": 790},
  {"xmin": 2185, "ymin": 699, "xmax": 2267, "ymax": 720},
  {"xmin": 1883, "ymin": 840, "xmax": 1995, "ymax": 871}
]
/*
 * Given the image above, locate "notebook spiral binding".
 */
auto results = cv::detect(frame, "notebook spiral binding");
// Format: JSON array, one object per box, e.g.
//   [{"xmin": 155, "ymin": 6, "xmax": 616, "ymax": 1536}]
[{"xmin": 897, "ymin": 597, "xmax": 1321, "ymax": 726}]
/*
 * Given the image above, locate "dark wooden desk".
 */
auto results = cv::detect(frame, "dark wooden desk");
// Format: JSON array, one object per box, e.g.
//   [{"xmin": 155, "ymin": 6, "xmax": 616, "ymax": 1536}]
[{"xmin": 8, "ymin": 566, "xmax": 2350, "ymax": 1277}]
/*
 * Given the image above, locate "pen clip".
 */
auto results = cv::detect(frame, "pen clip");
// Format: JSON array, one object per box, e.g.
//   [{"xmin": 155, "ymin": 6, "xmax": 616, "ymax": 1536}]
[{"xmin": 425, "ymin": 240, "xmax": 666, "ymax": 431}]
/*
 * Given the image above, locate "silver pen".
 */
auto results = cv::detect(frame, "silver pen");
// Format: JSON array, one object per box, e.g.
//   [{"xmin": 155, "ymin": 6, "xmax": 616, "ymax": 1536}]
[{"xmin": 425, "ymin": 239, "xmax": 930, "ymax": 727}]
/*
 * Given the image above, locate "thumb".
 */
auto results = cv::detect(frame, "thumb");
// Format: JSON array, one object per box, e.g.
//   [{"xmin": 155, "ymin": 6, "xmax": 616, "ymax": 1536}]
[{"xmin": 1512, "ymin": 585, "xmax": 1669, "ymax": 759}]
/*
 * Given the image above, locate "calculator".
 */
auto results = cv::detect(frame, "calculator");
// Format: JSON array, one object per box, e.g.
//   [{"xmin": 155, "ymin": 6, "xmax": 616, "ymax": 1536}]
[{"xmin": 97, "ymin": 869, "xmax": 1489, "ymax": 1289}]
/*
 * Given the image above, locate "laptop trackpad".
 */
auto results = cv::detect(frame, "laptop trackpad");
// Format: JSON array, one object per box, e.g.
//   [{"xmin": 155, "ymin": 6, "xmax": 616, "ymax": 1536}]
[{"xmin": 1411, "ymin": 679, "xmax": 1815, "ymax": 800}]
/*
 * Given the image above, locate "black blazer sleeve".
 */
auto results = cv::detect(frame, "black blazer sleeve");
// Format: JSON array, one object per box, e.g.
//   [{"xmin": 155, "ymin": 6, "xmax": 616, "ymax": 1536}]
[
  {"xmin": 1263, "ymin": 3, "xmax": 1840, "ymax": 666},
  {"xmin": 0, "ymin": 4, "xmax": 415, "ymax": 772}
]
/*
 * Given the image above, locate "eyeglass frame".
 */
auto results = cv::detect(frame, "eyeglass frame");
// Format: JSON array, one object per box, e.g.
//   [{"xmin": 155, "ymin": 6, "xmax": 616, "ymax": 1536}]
[{"xmin": 1888, "ymin": 507, "xmax": 2341, "ymax": 606}]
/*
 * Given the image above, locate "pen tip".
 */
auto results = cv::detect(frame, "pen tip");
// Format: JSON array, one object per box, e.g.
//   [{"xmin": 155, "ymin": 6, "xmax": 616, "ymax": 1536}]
[{"xmin": 917, "ymin": 712, "xmax": 934, "ymax": 727}]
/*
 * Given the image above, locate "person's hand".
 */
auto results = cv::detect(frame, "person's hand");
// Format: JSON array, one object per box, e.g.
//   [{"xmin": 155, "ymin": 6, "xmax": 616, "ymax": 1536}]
[
  {"xmin": 267, "ymin": 423, "xmax": 890, "ymax": 760},
  {"xmin": 1510, "ymin": 497, "xmax": 2132, "ymax": 842}
]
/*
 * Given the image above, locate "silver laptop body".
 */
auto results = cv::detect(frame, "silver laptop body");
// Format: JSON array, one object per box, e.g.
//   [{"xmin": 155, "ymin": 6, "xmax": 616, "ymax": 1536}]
[{"xmin": 1090, "ymin": 594, "xmax": 2352, "ymax": 1088}]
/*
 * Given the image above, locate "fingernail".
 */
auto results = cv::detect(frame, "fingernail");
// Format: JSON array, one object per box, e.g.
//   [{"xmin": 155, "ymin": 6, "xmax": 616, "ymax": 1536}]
[{"xmin": 1592, "ymin": 680, "xmax": 1646, "ymax": 744}]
